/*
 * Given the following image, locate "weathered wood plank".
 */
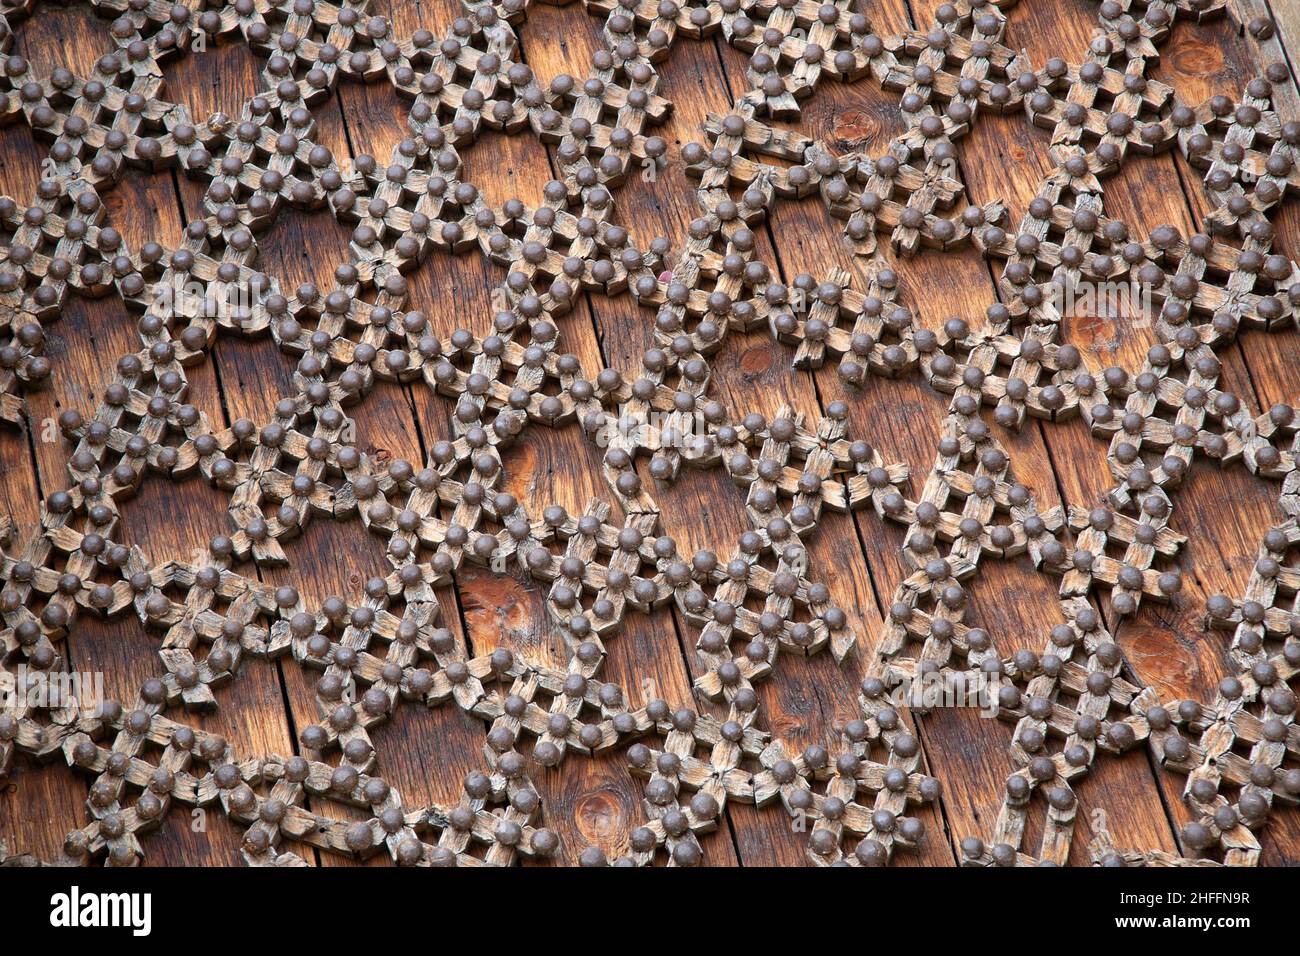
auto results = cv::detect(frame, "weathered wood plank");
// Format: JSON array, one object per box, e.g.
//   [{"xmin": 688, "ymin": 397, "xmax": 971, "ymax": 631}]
[
  {"xmin": 733, "ymin": 0, "xmax": 1182, "ymax": 863},
  {"xmin": 3, "ymin": 0, "xmax": 1300, "ymax": 867},
  {"xmin": 948, "ymin": 1, "xmax": 1284, "ymax": 861},
  {"xmin": 1264, "ymin": 0, "xmax": 1300, "ymax": 89},
  {"xmin": 0, "ymin": 5, "xmax": 307, "ymax": 866},
  {"xmin": 450, "ymin": 4, "xmax": 745, "ymax": 865},
  {"xmin": 1153, "ymin": 5, "xmax": 1300, "ymax": 867}
]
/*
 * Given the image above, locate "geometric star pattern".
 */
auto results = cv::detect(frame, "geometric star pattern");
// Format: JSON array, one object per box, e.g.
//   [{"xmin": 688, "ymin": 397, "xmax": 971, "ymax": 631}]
[{"xmin": 0, "ymin": 0, "xmax": 1298, "ymax": 867}]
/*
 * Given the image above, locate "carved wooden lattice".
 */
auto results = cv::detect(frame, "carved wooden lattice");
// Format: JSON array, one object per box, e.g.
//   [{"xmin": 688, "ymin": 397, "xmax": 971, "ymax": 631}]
[{"xmin": 0, "ymin": 0, "xmax": 1298, "ymax": 867}]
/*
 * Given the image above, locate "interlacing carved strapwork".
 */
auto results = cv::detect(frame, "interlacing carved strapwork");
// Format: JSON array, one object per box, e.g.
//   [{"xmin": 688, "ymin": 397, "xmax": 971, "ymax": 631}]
[{"xmin": 0, "ymin": 0, "xmax": 1298, "ymax": 866}]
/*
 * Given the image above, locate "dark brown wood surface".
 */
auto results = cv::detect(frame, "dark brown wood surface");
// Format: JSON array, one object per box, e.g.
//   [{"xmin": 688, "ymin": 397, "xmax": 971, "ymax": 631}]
[{"xmin": 2, "ymin": 0, "xmax": 1299, "ymax": 866}]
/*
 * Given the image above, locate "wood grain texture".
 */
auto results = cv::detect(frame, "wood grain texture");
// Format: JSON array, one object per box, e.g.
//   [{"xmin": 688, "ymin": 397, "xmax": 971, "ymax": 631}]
[{"xmin": 1, "ymin": 0, "xmax": 1299, "ymax": 866}]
